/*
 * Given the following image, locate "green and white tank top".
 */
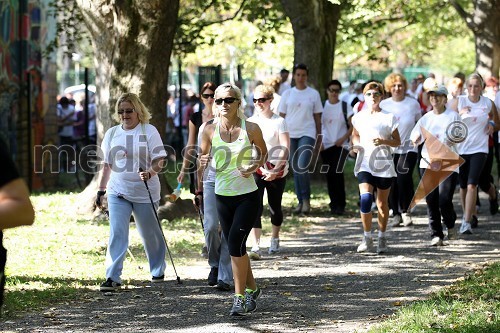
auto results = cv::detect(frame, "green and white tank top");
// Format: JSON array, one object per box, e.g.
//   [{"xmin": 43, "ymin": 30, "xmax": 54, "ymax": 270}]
[{"xmin": 212, "ymin": 120, "xmax": 258, "ymax": 196}]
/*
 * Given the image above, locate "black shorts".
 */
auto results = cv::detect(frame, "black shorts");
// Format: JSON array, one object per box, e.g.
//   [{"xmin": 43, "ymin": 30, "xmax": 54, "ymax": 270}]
[
  {"xmin": 357, "ymin": 171, "xmax": 392, "ymax": 190},
  {"xmin": 459, "ymin": 153, "xmax": 487, "ymax": 188}
]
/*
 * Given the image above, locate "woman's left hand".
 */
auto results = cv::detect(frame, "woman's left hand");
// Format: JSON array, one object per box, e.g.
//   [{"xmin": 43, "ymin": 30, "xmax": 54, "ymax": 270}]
[{"xmin": 373, "ymin": 138, "xmax": 384, "ymax": 146}]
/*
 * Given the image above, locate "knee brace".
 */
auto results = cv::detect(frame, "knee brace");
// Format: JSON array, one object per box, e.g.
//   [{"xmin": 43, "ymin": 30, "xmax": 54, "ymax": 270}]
[{"xmin": 360, "ymin": 192, "xmax": 373, "ymax": 214}]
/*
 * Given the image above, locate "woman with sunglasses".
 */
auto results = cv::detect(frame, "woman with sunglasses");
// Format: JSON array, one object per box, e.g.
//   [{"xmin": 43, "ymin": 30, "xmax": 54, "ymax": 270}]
[
  {"xmin": 351, "ymin": 82, "xmax": 401, "ymax": 254},
  {"xmin": 454, "ymin": 73, "xmax": 499, "ymax": 234},
  {"xmin": 247, "ymin": 84, "xmax": 290, "ymax": 259},
  {"xmin": 96, "ymin": 93, "xmax": 167, "ymax": 291},
  {"xmin": 380, "ymin": 73, "xmax": 422, "ymax": 227},
  {"xmin": 177, "ymin": 82, "xmax": 233, "ymax": 291},
  {"xmin": 199, "ymin": 83, "xmax": 267, "ymax": 316}
]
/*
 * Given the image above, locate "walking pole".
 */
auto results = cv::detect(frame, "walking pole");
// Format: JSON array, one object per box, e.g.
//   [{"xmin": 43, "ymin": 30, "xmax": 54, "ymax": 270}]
[{"xmin": 139, "ymin": 168, "xmax": 182, "ymax": 284}]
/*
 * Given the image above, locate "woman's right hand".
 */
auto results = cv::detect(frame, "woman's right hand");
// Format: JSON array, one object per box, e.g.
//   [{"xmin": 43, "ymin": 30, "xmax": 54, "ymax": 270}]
[{"xmin": 199, "ymin": 154, "xmax": 211, "ymax": 169}]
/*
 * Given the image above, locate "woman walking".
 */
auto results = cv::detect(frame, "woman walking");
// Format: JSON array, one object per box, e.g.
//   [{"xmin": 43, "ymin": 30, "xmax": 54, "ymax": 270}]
[
  {"xmin": 351, "ymin": 82, "xmax": 401, "ymax": 254},
  {"xmin": 96, "ymin": 93, "xmax": 167, "ymax": 290},
  {"xmin": 198, "ymin": 83, "xmax": 268, "ymax": 316}
]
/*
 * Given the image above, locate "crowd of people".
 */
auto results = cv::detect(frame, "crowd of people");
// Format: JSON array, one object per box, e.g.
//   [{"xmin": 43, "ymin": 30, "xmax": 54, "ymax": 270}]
[{"xmin": 92, "ymin": 67, "xmax": 500, "ymax": 318}]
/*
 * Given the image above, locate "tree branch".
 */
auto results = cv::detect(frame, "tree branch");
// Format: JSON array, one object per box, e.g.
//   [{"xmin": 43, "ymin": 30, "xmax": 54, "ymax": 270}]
[
  {"xmin": 449, "ymin": 0, "xmax": 476, "ymax": 32},
  {"xmin": 202, "ymin": 0, "xmax": 249, "ymax": 27}
]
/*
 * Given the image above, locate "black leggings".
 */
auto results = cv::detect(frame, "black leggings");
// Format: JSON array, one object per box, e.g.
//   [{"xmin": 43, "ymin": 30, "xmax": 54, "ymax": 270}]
[
  {"xmin": 216, "ymin": 190, "xmax": 260, "ymax": 257},
  {"xmin": 389, "ymin": 152, "xmax": 417, "ymax": 214},
  {"xmin": 253, "ymin": 174, "xmax": 286, "ymax": 229},
  {"xmin": 478, "ymin": 146, "xmax": 495, "ymax": 193}
]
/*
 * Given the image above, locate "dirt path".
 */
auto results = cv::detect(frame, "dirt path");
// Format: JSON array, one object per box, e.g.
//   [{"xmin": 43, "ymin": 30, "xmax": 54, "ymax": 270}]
[{"xmin": 2, "ymin": 199, "xmax": 499, "ymax": 333}]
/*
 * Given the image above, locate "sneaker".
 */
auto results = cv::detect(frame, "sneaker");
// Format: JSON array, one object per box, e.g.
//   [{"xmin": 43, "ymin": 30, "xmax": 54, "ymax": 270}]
[
  {"xmin": 357, "ymin": 236, "xmax": 374, "ymax": 253},
  {"xmin": 100, "ymin": 278, "xmax": 121, "ymax": 291},
  {"xmin": 389, "ymin": 214, "xmax": 402, "ymax": 227},
  {"xmin": 447, "ymin": 227, "xmax": 457, "ymax": 240},
  {"xmin": 471, "ymin": 215, "xmax": 479, "ymax": 228},
  {"xmin": 402, "ymin": 212, "xmax": 413, "ymax": 226},
  {"xmin": 268, "ymin": 237, "xmax": 280, "ymax": 254},
  {"xmin": 216, "ymin": 280, "xmax": 231, "ymax": 291},
  {"xmin": 301, "ymin": 199, "xmax": 310, "ymax": 214},
  {"xmin": 292, "ymin": 203, "xmax": 302, "ymax": 214},
  {"xmin": 229, "ymin": 295, "xmax": 247, "ymax": 316},
  {"xmin": 489, "ymin": 190, "xmax": 499, "ymax": 215},
  {"xmin": 377, "ymin": 237, "xmax": 388, "ymax": 254},
  {"xmin": 460, "ymin": 221, "xmax": 473, "ymax": 234},
  {"xmin": 201, "ymin": 245, "xmax": 208, "ymax": 258},
  {"xmin": 151, "ymin": 275, "xmax": 164, "ymax": 283},
  {"xmin": 430, "ymin": 236, "xmax": 443, "ymax": 246},
  {"xmin": 245, "ymin": 287, "xmax": 262, "ymax": 313},
  {"xmin": 248, "ymin": 250, "xmax": 261, "ymax": 260},
  {"xmin": 208, "ymin": 267, "xmax": 218, "ymax": 286}
]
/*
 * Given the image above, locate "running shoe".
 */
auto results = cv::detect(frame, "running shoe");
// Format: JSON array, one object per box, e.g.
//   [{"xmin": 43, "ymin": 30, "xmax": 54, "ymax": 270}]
[
  {"xmin": 230, "ymin": 295, "xmax": 247, "ymax": 316},
  {"xmin": 460, "ymin": 221, "xmax": 473, "ymax": 234},
  {"xmin": 245, "ymin": 287, "xmax": 262, "ymax": 313},
  {"xmin": 357, "ymin": 236, "xmax": 374, "ymax": 253},
  {"xmin": 268, "ymin": 238, "xmax": 280, "ymax": 254},
  {"xmin": 377, "ymin": 237, "xmax": 388, "ymax": 254},
  {"xmin": 99, "ymin": 278, "xmax": 121, "ymax": 292}
]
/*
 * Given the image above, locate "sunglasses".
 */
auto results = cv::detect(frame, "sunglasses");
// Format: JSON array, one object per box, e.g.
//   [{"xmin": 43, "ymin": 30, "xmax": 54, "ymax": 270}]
[
  {"xmin": 214, "ymin": 97, "xmax": 238, "ymax": 105},
  {"xmin": 118, "ymin": 109, "xmax": 135, "ymax": 115},
  {"xmin": 202, "ymin": 93, "xmax": 215, "ymax": 99},
  {"xmin": 328, "ymin": 88, "xmax": 340, "ymax": 93},
  {"xmin": 365, "ymin": 92, "xmax": 382, "ymax": 97},
  {"xmin": 253, "ymin": 97, "xmax": 271, "ymax": 104}
]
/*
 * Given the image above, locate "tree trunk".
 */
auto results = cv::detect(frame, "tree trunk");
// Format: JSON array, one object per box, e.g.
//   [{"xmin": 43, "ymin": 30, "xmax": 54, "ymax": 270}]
[
  {"xmin": 451, "ymin": 0, "xmax": 500, "ymax": 78},
  {"xmin": 280, "ymin": 0, "xmax": 341, "ymax": 99},
  {"xmin": 75, "ymin": 0, "xmax": 180, "ymax": 215}
]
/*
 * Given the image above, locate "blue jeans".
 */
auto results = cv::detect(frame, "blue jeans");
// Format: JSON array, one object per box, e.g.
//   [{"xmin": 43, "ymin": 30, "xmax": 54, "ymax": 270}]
[
  {"xmin": 203, "ymin": 181, "xmax": 233, "ymax": 284},
  {"xmin": 290, "ymin": 136, "xmax": 316, "ymax": 203},
  {"xmin": 106, "ymin": 195, "xmax": 166, "ymax": 283}
]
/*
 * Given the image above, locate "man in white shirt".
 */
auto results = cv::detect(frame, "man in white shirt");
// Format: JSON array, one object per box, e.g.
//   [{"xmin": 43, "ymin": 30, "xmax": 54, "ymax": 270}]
[{"xmin": 278, "ymin": 64, "xmax": 322, "ymax": 214}]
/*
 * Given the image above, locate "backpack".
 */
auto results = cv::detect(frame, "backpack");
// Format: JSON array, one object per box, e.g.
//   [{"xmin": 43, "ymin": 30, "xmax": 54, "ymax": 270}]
[{"xmin": 341, "ymin": 101, "xmax": 351, "ymax": 128}]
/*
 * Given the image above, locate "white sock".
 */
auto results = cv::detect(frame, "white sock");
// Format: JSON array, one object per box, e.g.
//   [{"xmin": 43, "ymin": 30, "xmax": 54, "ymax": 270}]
[
  {"xmin": 378, "ymin": 231, "xmax": 386, "ymax": 238},
  {"xmin": 364, "ymin": 231, "xmax": 372, "ymax": 238}
]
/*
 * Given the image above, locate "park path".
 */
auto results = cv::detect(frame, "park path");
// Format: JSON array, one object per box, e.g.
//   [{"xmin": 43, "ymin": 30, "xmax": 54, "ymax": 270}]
[{"xmin": 1, "ymin": 196, "xmax": 499, "ymax": 333}]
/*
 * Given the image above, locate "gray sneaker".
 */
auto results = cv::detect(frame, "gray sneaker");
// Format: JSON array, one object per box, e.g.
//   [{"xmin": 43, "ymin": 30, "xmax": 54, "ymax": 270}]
[
  {"xmin": 301, "ymin": 199, "xmax": 311, "ymax": 214},
  {"xmin": 292, "ymin": 203, "xmax": 302, "ymax": 214},
  {"xmin": 357, "ymin": 236, "xmax": 374, "ymax": 253},
  {"xmin": 268, "ymin": 237, "xmax": 280, "ymax": 254},
  {"xmin": 229, "ymin": 295, "xmax": 247, "ymax": 316},
  {"xmin": 377, "ymin": 237, "xmax": 388, "ymax": 254},
  {"xmin": 245, "ymin": 287, "xmax": 262, "ymax": 313},
  {"xmin": 447, "ymin": 227, "xmax": 457, "ymax": 240}
]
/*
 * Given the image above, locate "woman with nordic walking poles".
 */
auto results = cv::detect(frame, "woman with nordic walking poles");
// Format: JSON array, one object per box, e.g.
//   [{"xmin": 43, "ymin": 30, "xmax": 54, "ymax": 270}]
[
  {"xmin": 351, "ymin": 81, "xmax": 401, "ymax": 254},
  {"xmin": 198, "ymin": 82, "xmax": 268, "ymax": 316},
  {"xmin": 96, "ymin": 92, "xmax": 167, "ymax": 291}
]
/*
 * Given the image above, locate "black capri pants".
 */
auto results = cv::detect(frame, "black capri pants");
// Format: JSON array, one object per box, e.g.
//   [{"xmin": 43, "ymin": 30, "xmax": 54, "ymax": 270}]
[
  {"xmin": 459, "ymin": 153, "xmax": 487, "ymax": 188},
  {"xmin": 253, "ymin": 174, "xmax": 286, "ymax": 229},
  {"xmin": 216, "ymin": 190, "xmax": 260, "ymax": 257}
]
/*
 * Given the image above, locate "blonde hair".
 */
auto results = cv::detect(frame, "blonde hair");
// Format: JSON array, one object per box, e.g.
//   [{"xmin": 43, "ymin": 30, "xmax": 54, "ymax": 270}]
[
  {"xmin": 263, "ymin": 76, "xmax": 281, "ymax": 93},
  {"xmin": 113, "ymin": 92, "xmax": 151, "ymax": 123},
  {"xmin": 363, "ymin": 81, "xmax": 385, "ymax": 95},
  {"xmin": 254, "ymin": 84, "xmax": 275, "ymax": 98},
  {"xmin": 448, "ymin": 77, "xmax": 463, "ymax": 90},
  {"xmin": 214, "ymin": 82, "xmax": 246, "ymax": 119},
  {"xmin": 384, "ymin": 73, "xmax": 408, "ymax": 92},
  {"xmin": 467, "ymin": 72, "xmax": 485, "ymax": 89}
]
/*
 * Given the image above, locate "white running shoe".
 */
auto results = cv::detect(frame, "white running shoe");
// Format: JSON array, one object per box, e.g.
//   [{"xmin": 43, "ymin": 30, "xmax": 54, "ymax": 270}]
[
  {"xmin": 460, "ymin": 221, "xmax": 473, "ymax": 234},
  {"xmin": 357, "ymin": 236, "xmax": 374, "ymax": 253},
  {"xmin": 389, "ymin": 214, "xmax": 403, "ymax": 227},
  {"xmin": 430, "ymin": 236, "xmax": 443, "ymax": 246},
  {"xmin": 402, "ymin": 212, "xmax": 413, "ymax": 226}
]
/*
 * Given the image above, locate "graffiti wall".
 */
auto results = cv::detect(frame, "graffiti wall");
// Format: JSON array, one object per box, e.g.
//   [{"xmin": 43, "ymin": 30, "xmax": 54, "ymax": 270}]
[{"xmin": 0, "ymin": 0, "xmax": 56, "ymax": 187}]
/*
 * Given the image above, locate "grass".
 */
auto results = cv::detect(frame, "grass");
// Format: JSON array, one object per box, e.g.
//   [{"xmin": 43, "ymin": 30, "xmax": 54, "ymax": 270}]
[
  {"xmin": 1, "ymin": 159, "xmax": 498, "ymax": 330},
  {"xmin": 368, "ymin": 262, "xmax": 500, "ymax": 333}
]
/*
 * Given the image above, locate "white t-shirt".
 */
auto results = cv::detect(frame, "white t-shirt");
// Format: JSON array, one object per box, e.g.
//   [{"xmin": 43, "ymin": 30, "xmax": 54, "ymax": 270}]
[
  {"xmin": 278, "ymin": 86, "xmax": 322, "ymax": 139},
  {"xmin": 352, "ymin": 99, "xmax": 368, "ymax": 114},
  {"xmin": 379, "ymin": 97, "xmax": 421, "ymax": 154},
  {"xmin": 102, "ymin": 123, "xmax": 167, "ymax": 203},
  {"xmin": 278, "ymin": 82, "xmax": 291, "ymax": 95},
  {"xmin": 410, "ymin": 109, "xmax": 460, "ymax": 172},
  {"xmin": 351, "ymin": 110, "xmax": 398, "ymax": 178},
  {"xmin": 321, "ymin": 100, "xmax": 351, "ymax": 149},
  {"xmin": 57, "ymin": 104, "xmax": 76, "ymax": 137},
  {"xmin": 270, "ymin": 93, "xmax": 281, "ymax": 115},
  {"xmin": 457, "ymin": 96, "xmax": 492, "ymax": 154},
  {"xmin": 248, "ymin": 112, "xmax": 288, "ymax": 166}
]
